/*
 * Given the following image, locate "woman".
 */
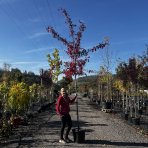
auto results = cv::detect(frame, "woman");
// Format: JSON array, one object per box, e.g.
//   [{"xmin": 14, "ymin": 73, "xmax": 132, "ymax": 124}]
[{"xmin": 56, "ymin": 88, "xmax": 77, "ymax": 143}]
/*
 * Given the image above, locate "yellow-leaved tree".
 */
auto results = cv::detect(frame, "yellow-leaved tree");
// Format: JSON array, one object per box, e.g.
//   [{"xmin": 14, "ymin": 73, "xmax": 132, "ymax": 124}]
[{"xmin": 8, "ymin": 82, "xmax": 30, "ymax": 115}]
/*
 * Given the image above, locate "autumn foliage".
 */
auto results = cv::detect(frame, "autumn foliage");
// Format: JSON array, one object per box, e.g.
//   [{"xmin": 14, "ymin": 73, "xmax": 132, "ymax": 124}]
[{"xmin": 47, "ymin": 8, "xmax": 108, "ymax": 79}]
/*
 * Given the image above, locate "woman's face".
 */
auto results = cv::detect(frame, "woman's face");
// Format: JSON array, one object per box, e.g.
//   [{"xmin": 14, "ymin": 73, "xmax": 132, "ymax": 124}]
[{"xmin": 61, "ymin": 88, "xmax": 66, "ymax": 97}]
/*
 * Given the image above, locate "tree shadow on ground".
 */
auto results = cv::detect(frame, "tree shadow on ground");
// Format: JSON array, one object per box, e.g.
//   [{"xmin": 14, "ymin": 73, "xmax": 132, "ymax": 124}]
[
  {"xmin": 78, "ymin": 110, "xmax": 95, "ymax": 113},
  {"xmin": 80, "ymin": 115, "xmax": 100, "ymax": 118},
  {"xmin": 46, "ymin": 120, "xmax": 108, "ymax": 129},
  {"xmin": 84, "ymin": 140, "xmax": 148, "ymax": 147},
  {"xmin": 0, "ymin": 139, "xmax": 35, "ymax": 147},
  {"xmin": 86, "ymin": 123, "xmax": 108, "ymax": 126},
  {"xmin": 73, "ymin": 120, "xmax": 108, "ymax": 128}
]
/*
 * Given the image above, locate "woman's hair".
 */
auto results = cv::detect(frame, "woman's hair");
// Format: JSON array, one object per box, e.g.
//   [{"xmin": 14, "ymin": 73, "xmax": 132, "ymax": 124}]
[{"xmin": 60, "ymin": 88, "xmax": 65, "ymax": 92}]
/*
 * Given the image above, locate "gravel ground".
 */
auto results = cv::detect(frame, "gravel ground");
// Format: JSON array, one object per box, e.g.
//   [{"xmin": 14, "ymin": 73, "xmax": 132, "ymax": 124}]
[{"xmin": 1, "ymin": 95, "xmax": 148, "ymax": 148}]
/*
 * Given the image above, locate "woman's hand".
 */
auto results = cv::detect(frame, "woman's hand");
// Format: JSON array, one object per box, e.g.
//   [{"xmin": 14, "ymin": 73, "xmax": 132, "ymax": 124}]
[{"xmin": 75, "ymin": 93, "xmax": 77, "ymax": 98}]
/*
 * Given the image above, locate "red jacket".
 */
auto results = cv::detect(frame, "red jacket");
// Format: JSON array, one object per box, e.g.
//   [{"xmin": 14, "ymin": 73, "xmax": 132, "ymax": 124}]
[{"xmin": 56, "ymin": 95, "xmax": 76, "ymax": 116}]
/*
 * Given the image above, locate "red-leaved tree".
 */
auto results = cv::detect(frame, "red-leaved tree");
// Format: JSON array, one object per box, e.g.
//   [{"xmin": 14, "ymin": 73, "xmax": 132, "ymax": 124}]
[
  {"xmin": 47, "ymin": 8, "xmax": 109, "ymax": 79},
  {"xmin": 47, "ymin": 8, "xmax": 108, "ymax": 130}
]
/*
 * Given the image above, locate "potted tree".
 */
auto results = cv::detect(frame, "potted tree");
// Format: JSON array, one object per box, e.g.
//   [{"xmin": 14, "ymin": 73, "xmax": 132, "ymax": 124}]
[
  {"xmin": 98, "ymin": 67, "xmax": 113, "ymax": 112},
  {"xmin": 47, "ymin": 8, "xmax": 108, "ymax": 143},
  {"xmin": 8, "ymin": 82, "xmax": 30, "ymax": 128},
  {"xmin": 113, "ymin": 79, "xmax": 128, "ymax": 119}
]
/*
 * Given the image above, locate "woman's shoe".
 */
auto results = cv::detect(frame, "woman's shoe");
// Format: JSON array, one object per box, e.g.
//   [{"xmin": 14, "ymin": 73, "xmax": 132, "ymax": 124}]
[
  {"xmin": 59, "ymin": 139, "xmax": 66, "ymax": 144},
  {"xmin": 65, "ymin": 138, "xmax": 73, "ymax": 143}
]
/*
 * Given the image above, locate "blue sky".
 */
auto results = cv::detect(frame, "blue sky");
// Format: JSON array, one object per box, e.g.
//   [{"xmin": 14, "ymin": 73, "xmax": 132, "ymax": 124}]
[{"xmin": 0, "ymin": 0, "xmax": 147, "ymax": 76}]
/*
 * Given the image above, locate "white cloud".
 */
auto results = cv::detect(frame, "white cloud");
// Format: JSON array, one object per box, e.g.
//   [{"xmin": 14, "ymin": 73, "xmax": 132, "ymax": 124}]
[
  {"xmin": 0, "ymin": 58, "xmax": 11, "ymax": 67},
  {"xmin": 10, "ymin": 61, "xmax": 49, "ymax": 74},
  {"xmin": 0, "ymin": 59, "xmax": 7, "ymax": 62},
  {"xmin": 24, "ymin": 47, "xmax": 51, "ymax": 54},
  {"xmin": 23, "ymin": 45, "xmax": 64, "ymax": 54},
  {"xmin": 12, "ymin": 61, "xmax": 42, "ymax": 65},
  {"xmin": 26, "ymin": 61, "xmax": 49, "ymax": 74},
  {"xmin": 28, "ymin": 32, "xmax": 48, "ymax": 39},
  {"xmin": 31, "ymin": 62, "xmax": 49, "ymax": 69},
  {"xmin": 28, "ymin": 18, "xmax": 41, "ymax": 23}
]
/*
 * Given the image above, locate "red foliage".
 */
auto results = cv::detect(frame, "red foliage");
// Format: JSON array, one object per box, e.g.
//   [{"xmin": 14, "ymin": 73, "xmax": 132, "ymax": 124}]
[{"xmin": 47, "ymin": 9, "xmax": 109, "ymax": 78}]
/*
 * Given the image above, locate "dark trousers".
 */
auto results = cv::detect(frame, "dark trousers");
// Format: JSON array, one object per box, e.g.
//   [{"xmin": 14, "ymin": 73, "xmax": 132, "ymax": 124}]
[{"xmin": 60, "ymin": 114, "xmax": 72, "ymax": 139}]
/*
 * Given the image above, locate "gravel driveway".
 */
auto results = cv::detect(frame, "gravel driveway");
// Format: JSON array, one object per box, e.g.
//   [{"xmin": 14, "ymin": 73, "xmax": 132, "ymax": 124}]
[{"xmin": 1, "ymin": 95, "xmax": 148, "ymax": 148}]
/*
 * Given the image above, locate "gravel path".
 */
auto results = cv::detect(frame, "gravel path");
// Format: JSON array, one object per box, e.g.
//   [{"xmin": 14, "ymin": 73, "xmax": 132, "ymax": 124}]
[{"xmin": 1, "ymin": 96, "xmax": 148, "ymax": 148}]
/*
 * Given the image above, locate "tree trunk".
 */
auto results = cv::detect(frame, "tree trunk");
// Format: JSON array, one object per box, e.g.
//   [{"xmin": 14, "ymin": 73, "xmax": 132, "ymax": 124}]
[
  {"xmin": 125, "ymin": 91, "xmax": 128, "ymax": 114},
  {"xmin": 122, "ymin": 92, "xmax": 125, "ymax": 112}
]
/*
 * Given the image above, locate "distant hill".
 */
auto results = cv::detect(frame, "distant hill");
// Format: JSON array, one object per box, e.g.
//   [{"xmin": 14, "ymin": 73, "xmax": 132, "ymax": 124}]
[
  {"xmin": 76, "ymin": 75, "xmax": 98, "ymax": 93},
  {"xmin": 77, "ymin": 75, "xmax": 98, "ymax": 84}
]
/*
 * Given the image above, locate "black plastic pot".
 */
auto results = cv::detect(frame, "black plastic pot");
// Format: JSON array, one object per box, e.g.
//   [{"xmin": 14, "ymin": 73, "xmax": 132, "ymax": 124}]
[
  {"xmin": 72, "ymin": 128, "xmax": 85, "ymax": 143},
  {"xmin": 138, "ymin": 109, "xmax": 142, "ymax": 115},
  {"xmin": 122, "ymin": 113, "xmax": 128, "ymax": 120},
  {"xmin": 96, "ymin": 100, "xmax": 100, "ymax": 105},
  {"xmin": 128, "ymin": 116, "xmax": 133, "ymax": 124},
  {"xmin": 132, "ymin": 117, "xmax": 140, "ymax": 125},
  {"xmin": 101, "ymin": 101, "xmax": 112, "ymax": 109}
]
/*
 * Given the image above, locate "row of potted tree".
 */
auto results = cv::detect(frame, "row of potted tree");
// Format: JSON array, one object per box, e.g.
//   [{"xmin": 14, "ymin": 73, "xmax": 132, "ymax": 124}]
[
  {"xmin": 89, "ymin": 50, "xmax": 148, "ymax": 126},
  {"xmin": 0, "ymin": 81, "xmax": 45, "ymax": 137}
]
